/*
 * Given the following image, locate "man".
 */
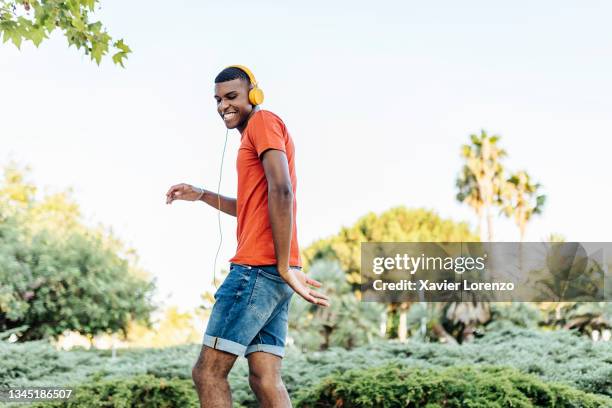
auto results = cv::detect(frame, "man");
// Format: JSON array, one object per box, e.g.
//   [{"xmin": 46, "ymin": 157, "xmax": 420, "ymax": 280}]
[{"xmin": 165, "ymin": 65, "xmax": 330, "ymax": 408}]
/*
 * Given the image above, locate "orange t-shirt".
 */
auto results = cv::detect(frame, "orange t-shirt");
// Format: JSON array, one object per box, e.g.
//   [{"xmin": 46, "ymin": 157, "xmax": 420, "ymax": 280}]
[{"xmin": 229, "ymin": 110, "xmax": 302, "ymax": 267}]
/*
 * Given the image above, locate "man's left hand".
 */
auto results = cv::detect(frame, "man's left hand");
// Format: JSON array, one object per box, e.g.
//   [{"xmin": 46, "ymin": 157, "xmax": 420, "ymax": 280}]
[{"xmin": 280, "ymin": 268, "xmax": 330, "ymax": 307}]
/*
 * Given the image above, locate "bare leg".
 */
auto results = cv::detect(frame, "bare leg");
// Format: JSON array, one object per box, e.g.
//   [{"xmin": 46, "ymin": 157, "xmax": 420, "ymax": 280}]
[
  {"xmin": 247, "ymin": 351, "xmax": 292, "ymax": 408},
  {"xmin": 192, "ymin": 345, "xmax": 238, "ymax": 408}
]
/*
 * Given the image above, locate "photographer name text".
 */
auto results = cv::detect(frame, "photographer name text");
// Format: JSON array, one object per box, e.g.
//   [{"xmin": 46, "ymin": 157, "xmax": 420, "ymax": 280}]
[{"xmin": 372, "ymin": 279, "xmax": 515, "ymax": 291}]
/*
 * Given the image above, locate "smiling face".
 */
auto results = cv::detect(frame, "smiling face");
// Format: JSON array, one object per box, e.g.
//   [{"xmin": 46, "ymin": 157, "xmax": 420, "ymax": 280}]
[{"xmin": 214, "ymin": 78, "xmax": 253, "ymax": 131}]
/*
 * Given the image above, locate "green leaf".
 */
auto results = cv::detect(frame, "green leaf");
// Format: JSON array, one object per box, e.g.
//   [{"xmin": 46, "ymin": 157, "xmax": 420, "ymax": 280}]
[
  {"xmin": 111, "ymin": 51, "xmax": 125, "ymax": 67},
  {"xmin": 43, "ymin": 11, "xmax": 57, "ymax": 31},
  {"xmin": 87, "ymin": 20, "xmax": 101, "ymax": 33},
  {"xmin": 16, "ymin": 16, "xmax": 32, "ymax": 35},
  {"xmin": 91, "ymin": 39, "xmax": 107, "ymax": 65},
  {"xmin": 30, "ymin": 27, "xmax": 46, "ymax": 46},
  {"xmin": 11, "ymin": 30, "xmax": 22, "ymax": 49},
  {"xmin": 71, "ymin": 16, "xmax": 85, "ymax": 31},
  {"xmin": 81, "ymin": 0, "xmax": 96, "ymax": 11},
  {"xmin": 1, "ymin": 27, "xmax": 13, "ymax": 44},
  {"xmin": 114, "ymin": 38, "xmax": 131, "ymax": 53},
  {"xmin": 67, "ymin": 0, "xmax": 81, "ymax": 15}
]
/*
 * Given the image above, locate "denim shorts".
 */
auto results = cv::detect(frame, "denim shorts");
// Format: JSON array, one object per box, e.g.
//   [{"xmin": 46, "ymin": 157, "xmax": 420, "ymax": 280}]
[{"xmin": 203, "ymin": 263, "xmax": 295, "ymax": 358}]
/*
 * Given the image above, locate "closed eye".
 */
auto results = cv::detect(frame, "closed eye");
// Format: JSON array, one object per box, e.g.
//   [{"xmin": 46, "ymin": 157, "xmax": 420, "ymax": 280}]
[{"xmin": 214, "ymin": 93, "xmax": 237, "ymax": 103}]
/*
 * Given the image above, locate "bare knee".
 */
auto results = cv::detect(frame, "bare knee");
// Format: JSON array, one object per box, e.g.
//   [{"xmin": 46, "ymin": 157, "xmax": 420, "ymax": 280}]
[
  {"xmin": 192, "ymin": 347, "xmax": 235, "ymax": 387},
  {"xmin": 249, "ymin": 371, "xmax": 283, "ymax": 394},
  {"xmin": 194, "ymin": 364, "xmax": 229, "ymax": 387},
  {"xmin": 191, "ymin": 365, "xmax": 205, "ymax": 386}
]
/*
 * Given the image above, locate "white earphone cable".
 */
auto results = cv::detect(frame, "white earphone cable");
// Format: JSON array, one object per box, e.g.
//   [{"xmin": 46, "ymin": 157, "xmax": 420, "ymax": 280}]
[{"xmin": 213, "ymin": 128, "xmax": 229, "ymax": 290}]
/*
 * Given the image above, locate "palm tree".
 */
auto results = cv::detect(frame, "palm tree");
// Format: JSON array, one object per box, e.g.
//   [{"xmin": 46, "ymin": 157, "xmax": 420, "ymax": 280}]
[
  {"xmin": 501, "ymin": 171, "xmax": 546, "ymax": 241},
  {"xmin": 456, "ymin": 130, "xmax": 507, "ymax": 242},
  {"xmin": 450, "ymin": 130, "xmax": 507, "ymax": 342}
]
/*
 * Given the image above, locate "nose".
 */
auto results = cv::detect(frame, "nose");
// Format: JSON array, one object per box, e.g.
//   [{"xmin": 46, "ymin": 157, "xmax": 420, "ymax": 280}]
[{"xmin": 219, "ymin": 99, "xmax": 231, "ymax": 112}]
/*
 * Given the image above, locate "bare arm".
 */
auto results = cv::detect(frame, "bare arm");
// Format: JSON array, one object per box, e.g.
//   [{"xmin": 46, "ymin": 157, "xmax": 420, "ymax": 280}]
[
  {"xmin": 166, "ymin": 183, "xmax": 236, "ymax": 217},
  {"xmin": 199, "ymin": 190, "xmax": 237, "ymax": 217},
  {"xmin": 260, "ymin": 149, "xmax": 330, "ymax": 307},
  {"xmin": 261, "ymin": 149, "xmax": 293, "ymax": 272}
]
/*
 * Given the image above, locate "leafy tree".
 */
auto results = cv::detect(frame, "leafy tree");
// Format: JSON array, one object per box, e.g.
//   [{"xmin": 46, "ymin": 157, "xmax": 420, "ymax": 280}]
[
  {"xmin": 530, "ymin": 243, "xmax": 606, "ymax": 303},
  {"xmin": 501, "ymin": 170, "xmax": 546, "ymax": 241},
  {"xmin": 456, "ymin": 130, "xmax": 507, "ymax": 242},
  {"xmin": 303, "ymin": 206, "xmax": 478, "ymax": 285},
  {"xmin": 532, "ymin": 241, "xmax": 610, "ymax": 338},
  {"xmin": 302, "ymin": 207, "xmax": 479, "ymax": 341},
  {"xmin": 529, "ymin": 235, "xmax": 611, "ymax": 338},
  {"xmin": 0, "ymin": 163, "xmax": 154, "ymax": 341},
  {"xmin": 0, "ymin": 0, "xmax": 130, "ymax": 66}
]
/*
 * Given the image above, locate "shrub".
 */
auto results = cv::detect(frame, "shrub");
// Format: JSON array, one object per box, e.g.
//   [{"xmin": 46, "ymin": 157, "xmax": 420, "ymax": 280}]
[
  {"xmin": 27, "ymin": 366, "xmax": 612, "ymax": 408},
  {"xmin": 295, "ymin": 364, "xmax": 612, "ymax": 408},
  {"xmin": 31, "ymin": 375, "xmax": 197, "ymax": 408},
  {"xmin": 2, "ymin": 327, "xmax": 611, "ymax": 406},
  {"xmin": 284, "ymin": 327, "xmax": 612, "ymax": 399}
]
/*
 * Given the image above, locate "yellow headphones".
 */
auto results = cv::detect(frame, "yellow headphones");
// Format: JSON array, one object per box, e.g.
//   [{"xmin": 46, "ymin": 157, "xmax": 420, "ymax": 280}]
[{"xmin": 227, "ymin": 64, "xmax": 265, "ymax": 106}]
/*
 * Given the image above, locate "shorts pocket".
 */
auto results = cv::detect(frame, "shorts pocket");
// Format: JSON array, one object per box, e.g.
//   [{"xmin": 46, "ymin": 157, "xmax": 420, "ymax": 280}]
[
  {"xmin": 247, "ymin": 270, "xmax": 293, "ymax": 322},
  {"xmin": 214, "ymin": 266, "xmax": 250, "ymax": 300}
]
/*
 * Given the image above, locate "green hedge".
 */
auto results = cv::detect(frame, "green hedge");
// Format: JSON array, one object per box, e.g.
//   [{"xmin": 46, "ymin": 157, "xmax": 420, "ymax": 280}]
[
  {"xmin": 29, "ymin": 375, "xmax": 197, "ymax": 408},
  {"xmin": 25, "ymin": 366, "xmax": 612, "ymax": 408},
  {"xmin": 284, "ymin": 327, "xmax": 612, "ymax": 399},
  {"xmin": 2, "ymin": 327, "xmax": 611, "ymax": 406},
  {"xmin": 295, "ymin": 365, "xmax": 612, "ymax": 408}
]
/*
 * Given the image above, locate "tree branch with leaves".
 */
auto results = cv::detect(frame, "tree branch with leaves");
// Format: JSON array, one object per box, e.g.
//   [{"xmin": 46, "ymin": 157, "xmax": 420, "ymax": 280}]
[{"xmin": 0, "ymin": 0, "xmax": 130, "ymax": 66}]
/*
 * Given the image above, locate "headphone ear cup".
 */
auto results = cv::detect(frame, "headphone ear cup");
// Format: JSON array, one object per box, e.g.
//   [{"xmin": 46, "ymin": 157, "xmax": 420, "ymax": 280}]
[{"xmin": 249, "ymin": 87, "xmax": 265, "ymax": 105}]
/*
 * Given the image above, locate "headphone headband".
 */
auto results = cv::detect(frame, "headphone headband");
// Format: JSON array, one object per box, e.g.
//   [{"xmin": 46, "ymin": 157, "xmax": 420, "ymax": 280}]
[
  {"xmin": 227, "ymin": 64, "xmax": 258, "ymax": 86},
  {"xmin": 225, "ymin": 64, "xmax": 264, "ymax": 105}
]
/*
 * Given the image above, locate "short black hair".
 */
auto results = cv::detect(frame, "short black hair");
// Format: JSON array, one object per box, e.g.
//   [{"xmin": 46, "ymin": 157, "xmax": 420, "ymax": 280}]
[{"xmin": 215, "ymin": 67, "xmax": 250, "ymax": 84}]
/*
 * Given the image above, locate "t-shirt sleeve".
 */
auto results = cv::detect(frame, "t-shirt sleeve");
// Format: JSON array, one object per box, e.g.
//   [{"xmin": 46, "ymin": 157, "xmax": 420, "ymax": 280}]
[{"xmin": 249, "ymin": 111, "xmax": 287, "ymax": 158}]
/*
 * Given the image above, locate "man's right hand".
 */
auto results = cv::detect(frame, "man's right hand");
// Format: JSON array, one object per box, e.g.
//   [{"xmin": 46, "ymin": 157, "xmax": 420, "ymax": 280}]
[{"xmin": 166, "ymin": 183, "xmax": 204, "ymax": 204}]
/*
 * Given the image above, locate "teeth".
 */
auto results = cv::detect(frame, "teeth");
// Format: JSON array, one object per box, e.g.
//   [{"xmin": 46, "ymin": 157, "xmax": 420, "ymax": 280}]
[{"xmin": 224, "ymin": 112, "xmax": 236, "ymax": 120}]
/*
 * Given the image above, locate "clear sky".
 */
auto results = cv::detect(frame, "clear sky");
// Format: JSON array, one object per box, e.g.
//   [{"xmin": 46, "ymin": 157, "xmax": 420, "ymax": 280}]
[{"xmin": 2, "ymin": 0, "xmax": 611, "ymax": 310}]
